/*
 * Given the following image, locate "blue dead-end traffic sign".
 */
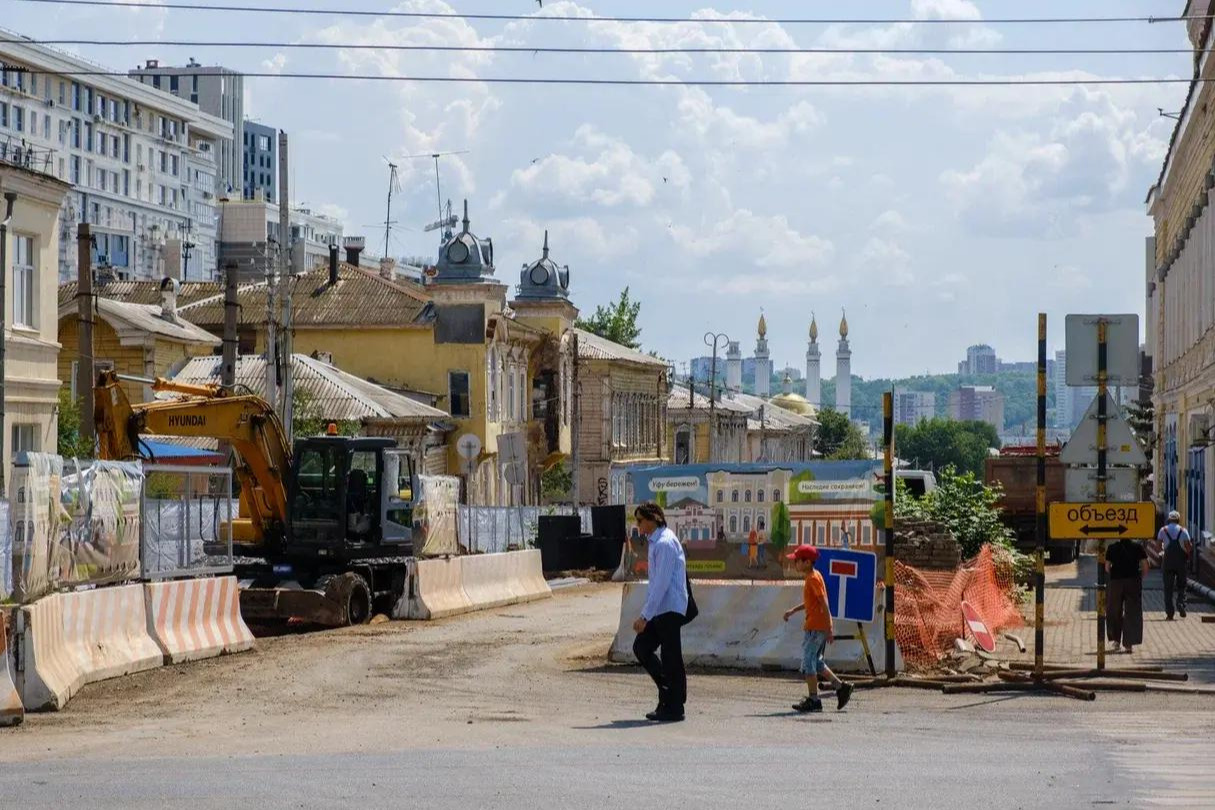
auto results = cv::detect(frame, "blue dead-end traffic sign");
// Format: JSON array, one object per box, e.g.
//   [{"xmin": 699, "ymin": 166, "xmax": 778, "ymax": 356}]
[{"xmin": 814, "ymin": 548, "xmax": 878, "ymax": 623}]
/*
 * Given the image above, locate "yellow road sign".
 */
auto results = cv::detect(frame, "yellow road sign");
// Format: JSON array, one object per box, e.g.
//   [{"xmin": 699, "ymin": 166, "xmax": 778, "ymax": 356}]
[{"xmin": 1048, "ymin": 502, "xmax": 1155, "ymax": 540}]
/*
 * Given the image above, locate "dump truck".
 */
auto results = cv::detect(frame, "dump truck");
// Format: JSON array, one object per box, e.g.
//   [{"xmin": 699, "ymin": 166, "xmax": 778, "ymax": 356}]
[
  {"xmin": 984, "ymin": 445, "xmax": 1077, "ymax": 563},
  {"xmin": 94, "ymin": 370, "xmax": 424, "ymax": 625}
]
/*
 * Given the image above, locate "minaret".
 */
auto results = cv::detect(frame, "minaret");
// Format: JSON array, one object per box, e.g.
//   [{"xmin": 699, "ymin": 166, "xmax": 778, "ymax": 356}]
[
  {"xmin": 805, "ymin": 312, "xmax": 821, "ymax": 408},
  {"xmin": 754, "ymin": 313, "xmax": 771, "ymax": 397},
  {"xmin": 836, "ymin": 309, "xmax": 851, "ymax": 417},
  {"xmin": 725, "ymin": 340, "xmax": 743, "ymax": 392}
]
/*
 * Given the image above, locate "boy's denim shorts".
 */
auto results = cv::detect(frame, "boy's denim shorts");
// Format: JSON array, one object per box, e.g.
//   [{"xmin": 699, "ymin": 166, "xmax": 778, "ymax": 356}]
[{"xmin": 801, "ymin": 630, "xmax": 829, "ymax": 675}]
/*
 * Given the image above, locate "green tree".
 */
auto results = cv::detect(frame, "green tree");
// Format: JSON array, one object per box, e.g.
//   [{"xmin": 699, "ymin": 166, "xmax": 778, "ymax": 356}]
[
  {"xmin": 56, "ymin": 388, "xmax": 94, "ymax": 458},
  {"xmin": 895, "ymin": 417, "xmax": 1000, "ymax": 477},
  {"xmin": 895, "ymin": 465, "xmax": 1016, "ymax": 559},
  {"xmin": 769, "ymin": 500, "xmax": 792, "ymax": 553},
  {"xmin": 814, "ymin": 408, "xmax": 869, "ymax": 460},
  {"xmin": 293, "ymin": 389, "xmax": 358, "ymax": 439},
  {"xmin": 540, "ymin": 462, "xmax": 573, "ymax": 501},
  {"xmin": 575, "ymin": 287, "xmax": 642, "ymax": 349}
]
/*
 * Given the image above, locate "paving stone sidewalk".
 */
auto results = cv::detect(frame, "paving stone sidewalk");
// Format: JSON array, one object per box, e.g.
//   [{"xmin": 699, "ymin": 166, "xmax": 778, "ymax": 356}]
[{"xmin": 1003, "ymin": 555, "xmax": 1215, "ymax": 685}]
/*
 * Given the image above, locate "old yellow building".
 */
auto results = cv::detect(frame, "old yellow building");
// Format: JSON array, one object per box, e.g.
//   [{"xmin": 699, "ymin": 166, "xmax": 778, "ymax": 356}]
[
  {"xmin": 178, "ymin": 204, "xmax": 576, "ymax": 505},
  {"xmin": 1, "ymin": 157, "xmax": 71, "ymax": 484},
  {"xmin": 666, "ymin": 385, "xmax": 751, "ymax": 466},
  {"xmin": 1145, "ymin": 1, "xmax": 1215, "ymax": 546},
  {"xmin": 57, "ymin": 278, "xmax": 220, "ymax": 405}
]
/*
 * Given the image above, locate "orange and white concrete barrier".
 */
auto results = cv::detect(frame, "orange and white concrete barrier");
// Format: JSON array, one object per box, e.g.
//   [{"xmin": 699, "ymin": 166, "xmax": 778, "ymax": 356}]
[{"xmin": 144, "ymin": 577, "xmax": 255, "ymax": 664}]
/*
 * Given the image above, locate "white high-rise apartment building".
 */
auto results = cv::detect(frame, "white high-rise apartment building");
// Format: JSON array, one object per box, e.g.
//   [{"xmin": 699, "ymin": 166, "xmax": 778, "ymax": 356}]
[{"xmin": 1, "ymin": 31, "xmax": 234, "ymax": 282}]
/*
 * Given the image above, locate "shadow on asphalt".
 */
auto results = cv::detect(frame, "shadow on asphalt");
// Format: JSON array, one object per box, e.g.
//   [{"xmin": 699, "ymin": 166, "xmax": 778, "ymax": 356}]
[{"xmin": 571, "ymin": 719, "xmax": 661, "ymax": 730}]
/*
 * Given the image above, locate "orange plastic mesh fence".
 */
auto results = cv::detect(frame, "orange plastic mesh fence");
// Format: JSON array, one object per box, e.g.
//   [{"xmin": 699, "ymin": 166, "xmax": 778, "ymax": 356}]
[{"xmin": 893, "ymin": 544, "xmax": 1024, "ymax": 669}]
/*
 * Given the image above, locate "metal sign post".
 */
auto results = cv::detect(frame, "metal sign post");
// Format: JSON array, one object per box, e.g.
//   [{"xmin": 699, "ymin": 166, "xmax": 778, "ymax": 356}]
[
  {"xmin": 1035, "ymin": 313, "xmax": 1047, "ymax": 680},
  {"xmin": 883, "ymin": 391, "xmax": 895, "ymax": 679},
  {"xmin": 1096, "ymin": 320, "xmax": 1108, "ymax": 673}
]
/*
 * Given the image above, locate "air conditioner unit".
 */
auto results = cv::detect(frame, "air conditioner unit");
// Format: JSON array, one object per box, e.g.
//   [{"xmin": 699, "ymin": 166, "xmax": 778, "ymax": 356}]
[
  {"xmin": 137, "ymin": 163, "xmax": 146, "ymax": 171},
  {"xmin": 44, "ymin": 97, "xmax": 54, "ymax": 107},
  {"xmin": 1190, "ymin": 413, "xmax": 1212, "ymax": 446},
  {"xmin": 92, "ymin": 113, "xmax": 102, "ymax": 123}
]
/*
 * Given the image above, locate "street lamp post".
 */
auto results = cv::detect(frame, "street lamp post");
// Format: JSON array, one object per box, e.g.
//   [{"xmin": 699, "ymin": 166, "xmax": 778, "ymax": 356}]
[{"xmin": 704, "ymin": 331, "xmax": 730, "ymax": 464}]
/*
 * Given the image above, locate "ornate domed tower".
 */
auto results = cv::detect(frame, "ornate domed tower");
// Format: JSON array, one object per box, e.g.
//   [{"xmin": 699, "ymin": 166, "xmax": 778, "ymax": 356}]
[
  {"xmin": 835, "ymin": 309, "xmax": 851, "ymax": 417},
  {"xmin": 805, "ymin": 313, "xmax": 821, "ymax": 408},
  {"xmin": 433, "ymin": 199, "xmax": 497, "ymax": 285},
  {"xmin": 754, "ymin": 313, "xmax": 771, "ymax": 397}
]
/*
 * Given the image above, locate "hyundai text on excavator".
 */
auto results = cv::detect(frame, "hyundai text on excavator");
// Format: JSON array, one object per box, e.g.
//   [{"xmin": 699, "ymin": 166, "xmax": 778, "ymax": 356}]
[{"xmin": 94, "ymin": 369, "xmax": 420, "ymax": 626}]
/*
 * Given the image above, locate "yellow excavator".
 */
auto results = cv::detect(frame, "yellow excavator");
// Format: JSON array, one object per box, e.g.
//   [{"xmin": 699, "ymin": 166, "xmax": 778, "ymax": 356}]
[{"xmin": 94, "ymin": 369, "xmax": 418, "ymax": 625}]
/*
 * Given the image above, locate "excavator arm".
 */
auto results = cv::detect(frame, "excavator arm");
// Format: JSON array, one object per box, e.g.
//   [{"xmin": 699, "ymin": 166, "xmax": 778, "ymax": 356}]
[{"xmin": 94, "ymin": 370, "xmax": 292, "ymax": 550}]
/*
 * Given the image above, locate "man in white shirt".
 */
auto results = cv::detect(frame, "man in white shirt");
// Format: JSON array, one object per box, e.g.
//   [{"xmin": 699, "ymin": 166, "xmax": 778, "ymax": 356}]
[{"xmin": 631, "ymin": 501, "xmax": 688, "ymax": 722}]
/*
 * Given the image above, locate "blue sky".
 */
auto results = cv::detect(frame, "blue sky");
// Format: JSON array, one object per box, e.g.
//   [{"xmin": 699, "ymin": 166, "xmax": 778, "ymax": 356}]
[{"xmin": 4, "ymin": 0, "xmax": 1192, "ymax": 377}]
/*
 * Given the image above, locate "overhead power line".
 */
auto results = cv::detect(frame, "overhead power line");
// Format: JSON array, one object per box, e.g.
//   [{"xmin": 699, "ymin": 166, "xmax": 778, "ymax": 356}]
[
  {"xmin": 3, "ymin": 67, "xmax": 1207, "ymax": 87},
  {"xmin": 15, "ymin": 39, "xmax": 1213, "ymax": 56},
  {"xmin": 10, "ymin": 0, "xmax": 1211, "ymax": 26}
]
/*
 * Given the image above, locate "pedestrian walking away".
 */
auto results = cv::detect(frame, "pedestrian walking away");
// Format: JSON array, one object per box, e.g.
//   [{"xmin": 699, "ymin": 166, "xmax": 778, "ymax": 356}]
[
  {"xmin": 631, "ymin": 502, "xmax": 688, "ymax": 723},
  {"xmin": 1105, "ymin": 538, "xmax": 1148, "ymax": 654},
  {"xmin": 782, "ymin": 545, "xmax": 854, "ymax": 713},
  {"xmin": 1158, "ymin": 511, "xmax": 1193, "ymax": 620}
]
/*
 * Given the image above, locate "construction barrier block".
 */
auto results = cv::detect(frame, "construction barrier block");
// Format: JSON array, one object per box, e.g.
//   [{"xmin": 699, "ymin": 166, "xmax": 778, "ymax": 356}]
[
  {"xmin": 502, "ymin": 549, "xmax": 552, "ymax": 605},
  {"xmin": 609, "ymin": 580, "xmax": 901, "ymax": 674},
  {"xmin": 59, "ymin": 583, "xmax": 163, "ymax": 685},
  {"xmin": 406, "ymin": 557, "xmax": 473, "ymax": 620},
  {"xmin": 460, "ymin": 552, "xmax": 520, "ymax": 611},
  {"xmin": 17, "ymin": 593, "xmax": 86, "ymax": 712},
  {"xmin": 1, "ymin": 610, "xmax": 24, "ymax": 727},
  {"xmin": 145, "ymin": 577, "xmax": 255, "ymax": 664}
]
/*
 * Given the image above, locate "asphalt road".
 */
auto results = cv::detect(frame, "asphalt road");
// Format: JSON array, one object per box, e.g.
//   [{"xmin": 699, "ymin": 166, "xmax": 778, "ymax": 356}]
[{"xmin": 2, "ymin": 584, "xmax": 1211, "ymax": 808}]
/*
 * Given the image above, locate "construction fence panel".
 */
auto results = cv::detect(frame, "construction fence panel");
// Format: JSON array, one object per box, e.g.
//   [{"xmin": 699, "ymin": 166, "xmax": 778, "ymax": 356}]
[
  {"xmin": 8, "ymin": 454, "xmax": 145, "ymax": 603},
  {"xmin": 458, "ymin": 506, "xmax": 592, "ymax": 554},
  {"xmin": 413, "ymin": 476, "xmax": 461, "ymax": 557},
  {"xmin": 140, "ymin": 465, "xmax": 235, "ymax": 580}
]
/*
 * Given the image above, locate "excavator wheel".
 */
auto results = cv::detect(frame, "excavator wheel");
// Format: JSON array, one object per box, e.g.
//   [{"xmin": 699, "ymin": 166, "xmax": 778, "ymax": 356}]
[{"xmin": 319, "ymin": 573, "xmax": 372, "ymax": 626}]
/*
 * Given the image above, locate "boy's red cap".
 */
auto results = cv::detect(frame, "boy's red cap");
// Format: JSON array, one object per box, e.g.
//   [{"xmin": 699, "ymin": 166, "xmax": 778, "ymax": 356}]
[{"xmin": 785, "ymin": 545, "xmax": 819, "ymax": 562}]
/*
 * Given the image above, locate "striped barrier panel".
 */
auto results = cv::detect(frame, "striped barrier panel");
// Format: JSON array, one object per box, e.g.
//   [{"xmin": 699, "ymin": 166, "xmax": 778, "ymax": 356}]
[
  {"xmin": 609, "ymin": 580, "xmax": 901, "ymax": 674},
  {"xmin": 1, "ymin": 611, "xmax": 23, "ymax": 727},
  {"xmin": 459, "ymin": 552, "xmax": 520, "ymax": 611},
  {"xmin": 406, "ymin": 557, "xmax": 474, "ymax": 620},
  {"xmin": 58, "ymin": 584, "xmax": 163, "ymax": 686},
  {"xmin": 17, "ymin": 593, "xmax": 87, "ymax": 711},
  {"xmin": 144, "ymin": 577, "xmax": 255, "ymax": 664}
]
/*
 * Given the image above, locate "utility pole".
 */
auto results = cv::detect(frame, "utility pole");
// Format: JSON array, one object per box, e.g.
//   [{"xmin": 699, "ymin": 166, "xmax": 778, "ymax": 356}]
[
  {"xmin": 278, "ymin": 130, "xmax": 294, "ymax": 441},
  {"xmin": 75, "ymin": 222, "xmax": 95, "ymax": 449},
  {"xmin": 704, "ymin": 332, "xmax": 730, "ymax": 464},
  {"xmin": 221, "ymin": 259, "xmax": 238, "ymax": 389},
  {"xmin": 0, "ymin": 191, "xmax": 17, "ymax": 488}
]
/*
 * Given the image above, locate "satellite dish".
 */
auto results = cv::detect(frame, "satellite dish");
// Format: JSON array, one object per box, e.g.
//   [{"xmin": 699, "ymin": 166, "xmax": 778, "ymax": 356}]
[
  {"xmin": 504, "ymin": 462, "xmax": 524, "ymax": 486},
  {"xmin": 456, "ymin": 433, "xmax": 482, "ymax": 460}
]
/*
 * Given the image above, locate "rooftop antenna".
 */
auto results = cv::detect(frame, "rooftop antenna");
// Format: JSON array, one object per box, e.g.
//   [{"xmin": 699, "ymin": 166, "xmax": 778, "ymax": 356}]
[
  {"xmin": 381, "ymin": 157, "xmax": 402, "ymax": 258},
  {"xmin": 399, "ymin": 149, "xmax": 470, "ymax": 235}
]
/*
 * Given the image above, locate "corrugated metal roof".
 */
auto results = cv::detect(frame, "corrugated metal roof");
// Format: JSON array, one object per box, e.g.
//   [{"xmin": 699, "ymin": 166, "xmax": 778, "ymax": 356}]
[
  {"xmin": 575, "ymin": 329, "xmax": 667, "ymax": 367},
  {"xmin": 57, "ymin": 279, "xmax": 221, "ymax": 310},
  {"xmin": 723, "ymin": 391, "xmax": 818, "ymax": 431},
  {"xmin": 667, "ymin": 387, "xmax": 752, "ymax": 414},
  {"xmin": 59, "ymin": 298, "xmax": 221, "ymax": 345},
  {"xmin": 167, "ymin": 354, "xmax": 448, "ymax": 422},
  {"xmin": 177, "ymin": 263, "xmax": 429, "ymax": 328}
]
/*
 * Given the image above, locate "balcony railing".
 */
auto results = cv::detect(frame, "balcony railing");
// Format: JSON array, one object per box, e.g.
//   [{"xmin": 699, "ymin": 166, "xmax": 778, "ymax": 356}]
[{"xmin": 0, "ymin": 138, "xmax": 56, "ymax": 177}]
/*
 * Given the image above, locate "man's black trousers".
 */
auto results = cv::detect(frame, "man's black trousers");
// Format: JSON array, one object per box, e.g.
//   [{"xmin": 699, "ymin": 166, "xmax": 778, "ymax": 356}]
[{"xmin": 633, "ymin": 611, "xmax": 686, "ymax": 709}]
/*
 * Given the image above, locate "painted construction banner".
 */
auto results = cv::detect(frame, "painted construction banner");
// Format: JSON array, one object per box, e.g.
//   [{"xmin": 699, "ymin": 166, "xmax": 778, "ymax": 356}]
[
  {"xmin": 621, "ymin": 461, "xmax": 886, "ymax": 581},
  {"xmin": 413, "ymin": 475, "xmax": 461, "ymax": 557},
  {"xmin": 9, "ymin": 454, "xmax": 144, "ymax": 602}
]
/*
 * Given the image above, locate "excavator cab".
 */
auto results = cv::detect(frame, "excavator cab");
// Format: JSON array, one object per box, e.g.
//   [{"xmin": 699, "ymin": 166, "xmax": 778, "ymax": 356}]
[{"xmin": 286, "ymin": 436, "xmax": 417, "ymax": 559}]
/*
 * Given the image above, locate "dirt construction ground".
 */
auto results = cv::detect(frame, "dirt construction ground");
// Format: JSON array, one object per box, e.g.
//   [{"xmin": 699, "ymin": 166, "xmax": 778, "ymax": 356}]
[{"xmin": 2, "ymin": 582, "xmax": 1214, "ymax": 808}]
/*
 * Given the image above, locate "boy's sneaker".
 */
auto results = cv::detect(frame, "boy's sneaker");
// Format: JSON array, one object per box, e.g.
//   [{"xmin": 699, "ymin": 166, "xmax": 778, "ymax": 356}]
[
  {"xmin": 836, "ymin": 682, "xmax": 854, "ymax": 711},
  {"xmin": 792, "ymin": 696, "xmax": 823, "ymax": 713}
]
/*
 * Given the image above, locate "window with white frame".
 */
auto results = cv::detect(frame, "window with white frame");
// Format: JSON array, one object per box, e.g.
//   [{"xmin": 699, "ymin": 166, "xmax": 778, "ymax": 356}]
[
  {"xmin": 487, "ymin": 347, "xmax": 499, "ymax": 421},
  {"xmin": 12, "ymin": 235, "xmax": 36, "ymax": 328},
  {"xmin": 507, "ymin": 364, "xmax": 516, "ymax": 422},
  {"xmin": 518, "ymin": 369, "xmax": 527, "ymax": 422}
]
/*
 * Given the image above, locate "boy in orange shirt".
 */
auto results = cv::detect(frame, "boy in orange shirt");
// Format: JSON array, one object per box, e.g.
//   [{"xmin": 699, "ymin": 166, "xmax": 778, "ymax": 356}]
[{"xmin": 783, "ymin": 545, "xmax": 854, "ymax": 712}]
